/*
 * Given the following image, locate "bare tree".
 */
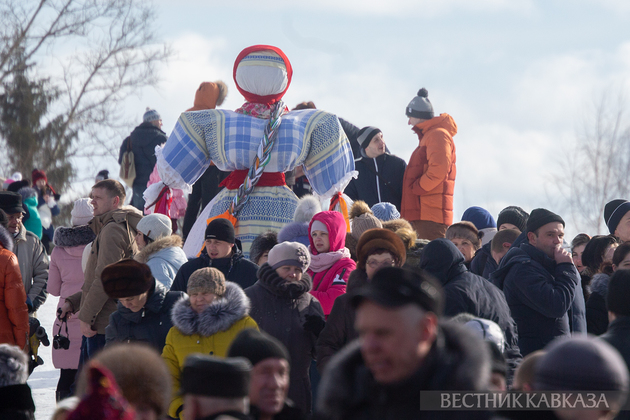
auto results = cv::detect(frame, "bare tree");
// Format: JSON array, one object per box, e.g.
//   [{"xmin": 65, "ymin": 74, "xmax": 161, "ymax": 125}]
[
  {"xmin": 552, "ymin": 91, "xmax": 630, "ymax": 234},
  {"xmin": 0, "ymin": 0, "xmax": 171, "ymax": 188}
]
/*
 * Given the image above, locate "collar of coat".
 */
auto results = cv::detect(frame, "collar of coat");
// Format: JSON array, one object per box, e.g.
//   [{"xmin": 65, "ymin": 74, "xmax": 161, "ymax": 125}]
[
  {"xmin": 135, "ymin": 235, "xmax": 183, "ymax": 264},
  {"xmin": 53, "ymin": 224, "xmax": 96, "ymax": 248},
  {"xmin": 170, "ymin": 282, "xmax": 250, "ymax": 336},
  {"xmin": 256, "ymin": 263, "xmax": 312, "ymax": 299},
  {"xmin": 89, "ymin": 206, "xmax": 143, "ymax": 236}
]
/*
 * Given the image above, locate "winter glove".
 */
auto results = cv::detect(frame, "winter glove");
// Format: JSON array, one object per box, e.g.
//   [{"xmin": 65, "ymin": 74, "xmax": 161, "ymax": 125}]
[{"xmin": 303, "ymin": 314, "xmax": 326, "ymax": 338}]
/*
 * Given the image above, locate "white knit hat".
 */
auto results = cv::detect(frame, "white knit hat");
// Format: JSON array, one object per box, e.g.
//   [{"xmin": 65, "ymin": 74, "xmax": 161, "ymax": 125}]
[
  {"xmin": 71, "ymin": 198, "xmax": 94, "ymax": 226},
  {"xmin": 136, "ymin": 213, "xmax": 172, "ymax": 241}
]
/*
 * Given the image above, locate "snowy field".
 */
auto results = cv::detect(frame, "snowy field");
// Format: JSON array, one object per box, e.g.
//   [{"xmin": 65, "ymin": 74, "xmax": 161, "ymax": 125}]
[{"xmin": 28, "ymin": 294, "xmax": 61, "ymax": 420}]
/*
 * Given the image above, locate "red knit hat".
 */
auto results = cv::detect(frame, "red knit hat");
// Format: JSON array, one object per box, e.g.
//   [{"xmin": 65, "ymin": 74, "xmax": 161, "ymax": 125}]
[
  {"xmin": 31, "ymin": 169, "xmax": 47, "ymax": 185},
  {"xmin": 233, "ymin": 45, "xmax": 292, "ymax": 105}
]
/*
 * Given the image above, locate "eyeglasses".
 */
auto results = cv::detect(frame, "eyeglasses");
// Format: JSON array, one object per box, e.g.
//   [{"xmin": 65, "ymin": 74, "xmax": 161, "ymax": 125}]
[{"xmin": 366, "ymin": 259, "xmax": 396, "ymax": 269}]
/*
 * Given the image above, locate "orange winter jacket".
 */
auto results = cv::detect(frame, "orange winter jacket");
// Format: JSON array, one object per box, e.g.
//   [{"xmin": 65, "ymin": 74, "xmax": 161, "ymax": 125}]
[
  {"xmin": 401, "ymin": 113, "xmax": 457, "ymax": 225},
  {"xmin": 0, "ymin": 227, "xmax": 29, "ymax": 349}
]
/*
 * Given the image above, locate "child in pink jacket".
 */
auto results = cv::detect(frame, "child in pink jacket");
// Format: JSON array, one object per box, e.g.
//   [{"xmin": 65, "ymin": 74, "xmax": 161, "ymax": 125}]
[{"xmin": 307, "ymin": 211, "xmax": 356, "ymax": 316}]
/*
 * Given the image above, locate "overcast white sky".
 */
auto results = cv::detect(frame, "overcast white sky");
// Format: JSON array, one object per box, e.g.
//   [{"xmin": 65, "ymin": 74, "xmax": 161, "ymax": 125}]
[{"xmin": 68, "ymin": 0, "xmax": 630, "ymax": 237}]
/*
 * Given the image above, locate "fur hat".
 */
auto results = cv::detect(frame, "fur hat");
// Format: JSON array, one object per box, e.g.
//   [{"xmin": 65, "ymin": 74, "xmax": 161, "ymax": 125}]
[
  {"xmin": 446, "ymin": 221, "xmax": 482, "ymax": 250},
  {"xmin": 188, "ymin": 267, "xmax": 226, "ymax": 296},
  {"xmin": 136, "ymin": 213, "xmax": 172, "ymax": 241},
  {"xmin": 228, "ymin": 328, "xmax": 290, "ymax": 366},
  {"xmin": 0, "ymin": 191, "xmax": 24, "ymax": 215},
  {"xmin": 406, "ymin": 88, "xmax": 434, "ymax": 120},
  {"xmin": 371, "ymin": 202, "xmax": 400, "ymax": 221},
  {"xmin": 497, "ymin": 206, "xmax": 529, "ymax": 231},
  {"xmin": 356, "ymin": 228, "xmax": 407, "ymax": 270},
  {"xmin": 249, "ymin": 231, "xmax": 278, "ymax": 265},
  {"xmin": 350, "ymin": 201, "xmax": 382, "ymax": 241},
  {"xmin": 71, "ymin": 198, "xmax": 94, "ymax": 226},
  {"xmin": 181, "ymin": 355, "xmax": 251, "ymax": 398},
  {"xmin": 293, "ymin": 195, "xmax": 321, "ymax": 224},
  {"xmin": 143, "ymin": 107, "xmax": 161, "ymax": 123},
  {"xmin": 605, "ymin": 199, "xmax": 630, "ymax": 235},
  {"xmin": 526, "ymin": 208, "xmax": 564, "ymax": 233},
  {"xmin": 0, "ymin": 344, "xmax": 29, "ymax": 386},
  {"xmin": 267, "ymin": 241, "xmax": 311, "ymax": 272},
  {"xmin": 382, "ymin": 218, "xmax": 417, "ymax": 250},
  {"xmin": 102, "ymin": 259, "xmax": 154, "ymax": 299}
]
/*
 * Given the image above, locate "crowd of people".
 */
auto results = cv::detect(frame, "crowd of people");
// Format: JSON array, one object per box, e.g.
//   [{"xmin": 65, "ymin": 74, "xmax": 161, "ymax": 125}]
[{"xmin": 1, "ymin": 44, "xmax": 630, "ymax": 420}]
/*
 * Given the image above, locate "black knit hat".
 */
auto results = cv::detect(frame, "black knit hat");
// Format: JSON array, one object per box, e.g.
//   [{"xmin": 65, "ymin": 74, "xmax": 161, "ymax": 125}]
[
  {"xmin": 351, "ymin": 266, "xmax": 444, "ymax": 315},
  {"xmin": 357, "ymin": 126, "xmax": 382, "ymax": 158},
  {"xmin": 526, "ymin": 208, "xmax": 564, "ymax": 233},
  {"xmin": 0, "ymin": 191, "xmax": 24, "ymax": 215},
  {"xmin": 181, "ymin": 354, "xmax": 251, "ymax": 398},
  {"xmin": 607, "ymin": 269, "xmax": 630, "ymax": 316},
  {"xmin": 205, "ymin": 218, "xmax": 235, "ymax": 244},
  {"xmin": 249, "ymin": 231, "xmax": 278, "ymax": 265},
  {"xmin": 102, "ymin": 259, "xmax": 154, "ymax": 299},
  {"xmin": 604, "ymin": 199, "xmax": 630, "ymax": 235},
  {"xmin": 227, "ymin": 328, "xmax": 291, "ymax": 366},
  {"xmin": 496, "ymin": 206, "xmax": 529, "ymax": 232}
]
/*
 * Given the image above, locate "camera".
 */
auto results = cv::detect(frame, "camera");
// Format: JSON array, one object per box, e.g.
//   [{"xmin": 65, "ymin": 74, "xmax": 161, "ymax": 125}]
[{"xmin": 53, "ymin": 334, "xmax": 70, "ymax": 350}]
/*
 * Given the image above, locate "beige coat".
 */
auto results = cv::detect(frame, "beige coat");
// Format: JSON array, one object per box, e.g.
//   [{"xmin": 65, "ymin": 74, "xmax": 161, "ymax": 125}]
[{"xmin": 67, "ymin": 206, "xmax": 142, "ymax": 334}]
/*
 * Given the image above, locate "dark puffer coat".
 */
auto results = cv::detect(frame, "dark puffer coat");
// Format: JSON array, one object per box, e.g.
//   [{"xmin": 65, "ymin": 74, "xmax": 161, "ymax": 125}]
[
  {"xmin": 491, "ymin": 232, "xmax": 583, "ymax": 356},
  {"xmin": 105, "ymin": 279, "xmax": 184, "ymax": 351},
  {"xmin": 344, "ymin": 153, "xmax": 407, "ymax": 212},
  {"xmin": 419, "ymin": 238, "xmax": 521, "ymax": 380},
  {"xmin": 315, "ymin": 268, "xmax": 368, "ymax": 373},
  {"xmin": 118, "ymin": 121, "xmax": 167, "ymax": 206},
  {"xmin": 469, "ymin": 242, "xmax": 497, "ymax": 279},
  {"xmin": 245, "ymin": 264, "xmax": 324, "ymax": 413},
  {"xmin": 171, "ymin": 240, "xmax": 258, "ymax": 292},
  {"xmin": 316, "ymin": 321, "xmax": 491, "ymax": 420}
]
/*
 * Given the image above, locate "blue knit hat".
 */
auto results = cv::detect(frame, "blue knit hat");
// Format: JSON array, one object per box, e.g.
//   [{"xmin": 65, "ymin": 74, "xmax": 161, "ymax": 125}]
[
  {"xmin": 143, "ymin": 107, "xmax": 161, "ymax": 123},
  {"xmin": 461, "ymin": 206, "xmax": 496, "ymax": 230},
  {"xmin": 371, "ymin": 202, "xmax": 400, "ymax": 221}
]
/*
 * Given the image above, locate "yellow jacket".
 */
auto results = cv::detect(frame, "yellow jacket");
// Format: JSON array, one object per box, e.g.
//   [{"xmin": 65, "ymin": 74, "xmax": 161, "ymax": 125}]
[{"xmin": 162, "ymin": 282, "xmax": 258, "ymax": 419}]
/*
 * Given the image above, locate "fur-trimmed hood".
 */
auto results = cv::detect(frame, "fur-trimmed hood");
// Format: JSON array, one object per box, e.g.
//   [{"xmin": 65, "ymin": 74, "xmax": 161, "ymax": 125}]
[
  {"xmin": 256, "ymin": 263, "xmax": 312, "ymax": 299},
  {"xmin": 0, "ymin": 224, "xmax": 13, "ymax": 252},
  {"xmin": 278, "ymin": 221, "xmax": 310, "ymax": 247},
  {"xmin": 171, "ymin": 282, "xmax": 250, "ymax": 336},
  {"xmin": 589, "ymin": 272, "xmax": 610, "ymax": 298},
  {"xmin": 135, "ymin": 235, "xmax": 183, "ymax": 264},
  {"xmin": 53, "ymin": 224, "xmax": 96, "ymax": 248}
]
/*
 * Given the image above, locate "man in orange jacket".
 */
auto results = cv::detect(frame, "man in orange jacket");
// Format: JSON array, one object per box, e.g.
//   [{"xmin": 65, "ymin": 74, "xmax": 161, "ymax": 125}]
[{"xmin": 401, "ymin": 88, "xmax": 457, "ymax": 240}]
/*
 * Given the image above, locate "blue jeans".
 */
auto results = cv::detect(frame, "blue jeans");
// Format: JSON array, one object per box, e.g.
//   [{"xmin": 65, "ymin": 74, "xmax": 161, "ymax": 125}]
[{"xmin": 78, "ymin": 334, "xmax": 106, "ymax": 369}]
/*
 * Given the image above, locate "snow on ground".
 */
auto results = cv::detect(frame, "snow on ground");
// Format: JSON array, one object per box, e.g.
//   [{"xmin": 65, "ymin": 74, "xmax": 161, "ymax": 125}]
[{"xmin": 28, "ymin": 294, "xmax": 61, "ymax": 420}]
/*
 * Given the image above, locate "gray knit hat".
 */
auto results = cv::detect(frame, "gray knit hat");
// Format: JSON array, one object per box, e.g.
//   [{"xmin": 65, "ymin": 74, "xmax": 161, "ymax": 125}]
[
  {"xmin": 143, "ymin": 107, "xmax": 161, "ymax": 123},
  {"xmin": 187, "ymin": 267, "xmax": 226, "ymax": 296},
  {"xmin": 71, "ymin": 197, "xmax": 94, "ymax": 226},
  {"xmin": 268, "ymin": 241, "xmax": 311, "ymax": 272},
  {"xmin": 136, "ymin": 213, "xmax": 172, "ymax": 241},
  {"xmin": 406, "ymin": 88, "xmax": 434, "ymax": 120}
]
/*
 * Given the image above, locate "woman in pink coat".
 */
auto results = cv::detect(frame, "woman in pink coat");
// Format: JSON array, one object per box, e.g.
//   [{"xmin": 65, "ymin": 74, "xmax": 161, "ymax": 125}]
[
  {"xmin": 307, "ymin": 211, "xmax": 356, "ymax": 317},
  {"xmin": 48, "ymin": 198, "xmax": 95, "ymax": 401}
]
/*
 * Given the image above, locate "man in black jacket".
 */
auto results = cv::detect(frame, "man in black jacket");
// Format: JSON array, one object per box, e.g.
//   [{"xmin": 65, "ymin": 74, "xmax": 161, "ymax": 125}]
[
  {"xmin": 171, "ymin": 218, "xmax": 258, "ymax": 292},
  {"xmin": 419, "ymin": 238, "xmax": 521, "ymax": 383},
  {"xmin": 491, "ymin": 208, "xmax": 584, "ymax": 356},
  {"xmin": 119, "ymin": 108, "xmax": 167, "ymax": 210},
  {"xmin": 344, "ymin": 126, "xmax": 406, "ymax": 212}
]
